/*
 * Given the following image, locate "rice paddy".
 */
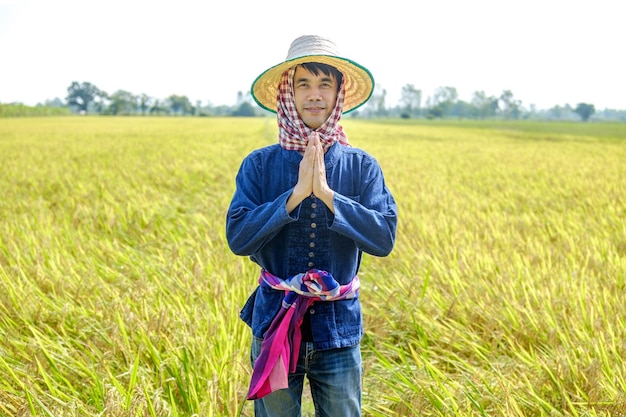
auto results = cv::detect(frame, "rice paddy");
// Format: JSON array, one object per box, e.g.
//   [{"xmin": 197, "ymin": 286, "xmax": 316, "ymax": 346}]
[{"xmin": 0, "ymin": 116, "xmax": 625, "ymax": 416}]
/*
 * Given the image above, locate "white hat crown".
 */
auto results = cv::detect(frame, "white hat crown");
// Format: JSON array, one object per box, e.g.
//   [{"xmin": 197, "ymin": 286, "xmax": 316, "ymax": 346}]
[{"xmin": 286, "ymin": 35, "xmax": 340, "ymax": 60}]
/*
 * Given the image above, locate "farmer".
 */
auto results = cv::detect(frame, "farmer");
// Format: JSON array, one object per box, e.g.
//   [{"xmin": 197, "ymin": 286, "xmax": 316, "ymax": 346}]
[{"xmin": 226, "ymin": 35, "xmax": 398, "ymax": 417}]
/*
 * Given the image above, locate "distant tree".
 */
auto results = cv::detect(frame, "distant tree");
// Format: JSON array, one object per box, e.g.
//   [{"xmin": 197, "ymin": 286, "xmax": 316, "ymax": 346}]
[
  {"xmin": 471, "ymin": 91, "xmax": 498, "ymax": 119},
  {"xmin": 43, "ymin": 97, "xmax": 64, "ymax": 107},
  {"xmin": 138, "ymin": 94, "xmax": 152, "ymax": 115},
  {"xmin": 449, "ymin": 100, "xmax": 474, "ymax": 118},
  {"xmin": 166, "ymin": 95, "xmax": 193, "ymax": 115},
  {"xmin": 66, "ymin": 81, "xmax": 105, "ymax": 114},
  {"xmin": 432, "ymin": 86, "xmax": 458, "ymax": 117},
  {"xmin": 150, "ymin": 99, "xmax": 167, "ymax": 115},
  {"xmin": 426, "ymin": 105, "xmax": 444, "ymax": 119},
  {"xmin": 573, "ymin": 102, "xmax": 595, "ymax": 122},
  {"xmin": 106, "ymin": 90, "xmax": 136, "ymax": 115},
  {"xmin": 546, "ymin": 104, "xmax": 574, "ymax": 120},
  {"xmin": 499, "ymin": 90, "xmax": 522, "ymax": 119},
  {"xmin": 236, "ymin": 91, "xmax": 245, "ymax": 106},
  {"xmin": 232, "ymin": 101, "xmax": 256, "ymax": 117},
  {"xmin": 235, "ymin": 91, "xmax": 254, "ymax": 107},
  {"xmin": 92, "ymin": 90, "xmax": 109, "ymax": 114},
  {"xmin": 399, "ymin": 84, "xmax": 422, "ymax": 118},
  {"xmin": 374, "ymin": 88, "xmax": 388, "ymax": 117},
  {"xmin": 361, "ymin": 84, "xmax": 387, "ymax": 117},
  {"xmin": 594, "ymin": 108, "xmax": 626, "ymax": 121}
]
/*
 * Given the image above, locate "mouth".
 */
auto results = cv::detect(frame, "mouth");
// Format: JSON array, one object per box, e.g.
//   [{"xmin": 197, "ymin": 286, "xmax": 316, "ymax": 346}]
[{"xmin": 304, "ymin": 106, "xmax": 325, "ymax": 114}]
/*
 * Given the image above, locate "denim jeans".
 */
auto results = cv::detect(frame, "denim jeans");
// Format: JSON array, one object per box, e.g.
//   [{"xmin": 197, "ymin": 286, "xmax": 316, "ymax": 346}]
[{"xmin": 251, "ymin": 336, "xmax": 362, "ymax": 417}]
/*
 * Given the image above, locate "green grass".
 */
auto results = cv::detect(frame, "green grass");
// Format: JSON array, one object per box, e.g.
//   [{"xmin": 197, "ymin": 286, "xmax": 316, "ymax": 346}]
[
  {"xmin": 0, "ymin": 104, "xmax": 71, "ymax": 117},
  {"xmin": 1, "ymin": 117, "xmax": 625, "ymax": 416}
]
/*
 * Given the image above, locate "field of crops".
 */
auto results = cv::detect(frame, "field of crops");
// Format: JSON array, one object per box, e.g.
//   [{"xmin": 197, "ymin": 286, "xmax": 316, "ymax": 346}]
[{"xmin": 1, "ymin": 116, "xmax": 625, "ymax": 416}]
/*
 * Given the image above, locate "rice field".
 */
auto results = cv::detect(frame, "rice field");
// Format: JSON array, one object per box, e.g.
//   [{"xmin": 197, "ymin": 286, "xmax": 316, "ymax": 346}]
[{"xmin": 0, "ymin": 116, "xmax": 625, "ymax": 416}]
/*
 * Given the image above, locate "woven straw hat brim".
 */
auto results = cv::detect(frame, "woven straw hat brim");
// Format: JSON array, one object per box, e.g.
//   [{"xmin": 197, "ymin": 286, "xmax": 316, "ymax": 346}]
[{"xmin": 251, "ymin": 54, "xmax": 374, "ymax": 114}]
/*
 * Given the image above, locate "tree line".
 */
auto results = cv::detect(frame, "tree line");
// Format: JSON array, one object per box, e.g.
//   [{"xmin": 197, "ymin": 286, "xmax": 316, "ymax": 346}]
[
  {"xmin": 4, "ymin": 81, "xmax": 625, "ymax": 121},
  {"xmin": 361, "ymin": 84, "xmax": 613, "ymax": 122},
  {"xmin": 63, "ymin": 81, "xmax": 251, "ymax": 117}
]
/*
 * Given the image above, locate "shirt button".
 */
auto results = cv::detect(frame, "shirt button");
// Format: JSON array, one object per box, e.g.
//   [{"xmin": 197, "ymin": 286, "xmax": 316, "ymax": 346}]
[
  {"xmin": 311, "ymin": 203, "xmax": 317, "ymax": 209},
  {"xmin": 310, "ymin": 213, "xmax": 316, "ymax": 219},
  {"xmin": 308, "ymin": 252, "xmax": 315, "ymax": 258},
  {"xmin": 311, "ymin": 223, "xmax": 317, "ymax": 229},
  {"xmin": 309, "ymin": 242, "xmax": 315, "ymax": 248},
  {"xmin": 310, "ymin": 233, "xmax": 316, "ymax": 239},
  {"xmin": 308, "ymin": 262, "xmax": 314, "ymax": 268},
  {"xmin": 310, "ymin": 309, "xmax": 315, "ymax": 314}
]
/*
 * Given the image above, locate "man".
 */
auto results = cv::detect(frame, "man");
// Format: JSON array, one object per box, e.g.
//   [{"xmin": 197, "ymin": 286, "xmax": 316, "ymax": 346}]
[{"xmin": 226, "ymin": 35, "xmax": 398, "ymax": 417}]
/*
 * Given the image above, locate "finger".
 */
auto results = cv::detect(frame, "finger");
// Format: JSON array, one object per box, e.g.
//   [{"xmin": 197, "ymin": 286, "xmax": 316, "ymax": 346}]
[
  {"xmin": 308, "ymin": 133, "xmax": 316, "ymax": 146},
  {"xmin": 314, "ymin": 143, "xmax": 325, "ymax": 175},
  {"xmin": 309, "ymin": 132, "xmax": 320, "ymax": 146},
  {"xmin": 304, "ymin": 135, "xmax": 316, "ymax": 157}
]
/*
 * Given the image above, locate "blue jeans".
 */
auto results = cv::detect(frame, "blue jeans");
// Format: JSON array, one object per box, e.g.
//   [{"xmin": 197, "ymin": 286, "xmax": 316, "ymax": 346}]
[{"xmin": 251, "ymin": 336, "xmax": 362, "ymax": 417}]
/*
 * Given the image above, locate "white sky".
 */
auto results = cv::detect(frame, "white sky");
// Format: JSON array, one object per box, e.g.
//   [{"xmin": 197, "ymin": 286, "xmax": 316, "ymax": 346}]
[{"xmin": 0, "ymin": 0, "xmax": 624, "ymax": 110}]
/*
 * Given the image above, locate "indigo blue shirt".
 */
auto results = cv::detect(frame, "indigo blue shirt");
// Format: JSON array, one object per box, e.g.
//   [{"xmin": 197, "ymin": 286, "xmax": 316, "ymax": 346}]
[{"xmin": 226, "ymin": 142, "xmax": 397, "ymax": 351}]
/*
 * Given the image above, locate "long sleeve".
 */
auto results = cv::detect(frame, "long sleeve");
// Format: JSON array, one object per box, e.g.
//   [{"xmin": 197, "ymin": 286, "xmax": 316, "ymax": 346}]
[
  {"xmin": 328, "ymin": 152, "xmax": 397, "ymax": 257},
  {"xmin": 226, "ymin": 152, "xmax": 297, "ymax": 256}
]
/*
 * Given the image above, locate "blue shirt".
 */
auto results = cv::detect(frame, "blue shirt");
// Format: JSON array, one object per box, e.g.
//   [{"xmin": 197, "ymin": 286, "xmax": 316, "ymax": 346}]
[{"xmin": 226, "ymin": 142, "xmax": 398, "ymax": 351}]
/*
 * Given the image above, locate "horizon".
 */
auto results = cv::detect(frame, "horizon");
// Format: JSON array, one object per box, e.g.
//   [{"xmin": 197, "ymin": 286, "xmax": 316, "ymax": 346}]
[{"xmin": 1, "ymin": 0, "xmax": 624, "ymax": 110}]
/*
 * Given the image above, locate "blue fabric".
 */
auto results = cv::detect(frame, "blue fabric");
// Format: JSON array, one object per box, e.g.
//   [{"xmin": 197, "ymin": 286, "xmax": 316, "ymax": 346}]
[
  {"xmin": 227, "ymin": 142, "xmax": 397, "ymax": 351},
  {"xmin": 251, "ymin": 337, "xmax": 362, "ymax": 417}
]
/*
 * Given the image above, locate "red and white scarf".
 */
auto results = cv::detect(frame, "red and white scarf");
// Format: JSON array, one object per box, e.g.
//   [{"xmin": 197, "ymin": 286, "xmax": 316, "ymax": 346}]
[{"xmin": 277, "ymin": 66, "xmax": 349, "ymax": 152}]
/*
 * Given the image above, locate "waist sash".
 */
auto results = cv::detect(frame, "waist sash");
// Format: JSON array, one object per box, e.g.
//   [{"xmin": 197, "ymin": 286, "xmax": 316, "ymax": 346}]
[{"xmin": 247, "ymin": 269, "xmax": 360, "ymax": 400}]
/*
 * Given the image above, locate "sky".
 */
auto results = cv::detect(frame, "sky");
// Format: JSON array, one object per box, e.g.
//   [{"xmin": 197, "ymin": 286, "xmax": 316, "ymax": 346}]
[{"xmin": 0, "ymin": 0, "xmax": 624, "ymax": 110}]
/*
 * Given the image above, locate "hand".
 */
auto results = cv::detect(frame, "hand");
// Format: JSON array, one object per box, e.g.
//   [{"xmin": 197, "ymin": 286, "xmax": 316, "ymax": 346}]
[
  {"xmin": 286, "ymin": 133, "xmax": 335, "ymax": 213},
  {"xmin": 310, "ymin": 133, "xmax": 335, "ymax": 212},
  {"xmin": 286, "ymin": 134, "xmax": 315, "ymax": 212}
]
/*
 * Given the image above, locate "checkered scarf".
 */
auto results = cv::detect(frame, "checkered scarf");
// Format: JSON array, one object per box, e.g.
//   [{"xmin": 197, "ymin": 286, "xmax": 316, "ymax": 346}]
[{"xmin": 277, "ymin": 66, "xmax": 349, "ymax": 152}]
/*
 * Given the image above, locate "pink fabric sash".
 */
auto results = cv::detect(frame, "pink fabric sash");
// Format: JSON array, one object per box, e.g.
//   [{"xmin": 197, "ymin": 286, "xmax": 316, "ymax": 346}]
[{"xmin": 246, "ymin": 269, "xmax": 360, "ymax": 400}]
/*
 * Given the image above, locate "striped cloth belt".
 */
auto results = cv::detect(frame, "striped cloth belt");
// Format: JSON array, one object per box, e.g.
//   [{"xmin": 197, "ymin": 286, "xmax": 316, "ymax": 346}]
[{"xmin": 246, "ymin": 269, "xmax": 360, "ymax": 400}]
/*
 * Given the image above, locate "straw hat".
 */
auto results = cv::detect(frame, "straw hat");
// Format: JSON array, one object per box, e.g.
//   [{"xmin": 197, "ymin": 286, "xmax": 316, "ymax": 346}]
[{"xmin": 251, "ymin": 35, "xmax": 374, "ymax": 114}]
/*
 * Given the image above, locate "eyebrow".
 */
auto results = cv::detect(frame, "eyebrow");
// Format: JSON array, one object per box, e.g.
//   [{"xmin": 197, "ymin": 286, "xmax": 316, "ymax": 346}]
[{"xmin": 295, "ymin": 76, "xmax": 335, "ymax": 84}]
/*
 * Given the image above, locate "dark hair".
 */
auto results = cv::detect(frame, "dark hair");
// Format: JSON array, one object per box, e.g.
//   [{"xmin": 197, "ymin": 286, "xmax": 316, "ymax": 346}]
[{"xmin": 299, "ymin": 62, "xmax": 344, "ymax": 92}]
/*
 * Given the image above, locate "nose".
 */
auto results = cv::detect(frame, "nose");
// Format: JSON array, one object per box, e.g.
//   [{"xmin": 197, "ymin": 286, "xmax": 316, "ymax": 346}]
[{"xmin": 309, "ymin": 87, "xmax": 322, "ymax": 101}]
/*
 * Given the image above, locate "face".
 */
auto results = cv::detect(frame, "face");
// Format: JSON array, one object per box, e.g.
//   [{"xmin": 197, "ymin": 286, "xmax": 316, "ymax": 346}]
[{"xmin": 293, "ymin": 65, "xmax": 338, "ymax": 129}]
